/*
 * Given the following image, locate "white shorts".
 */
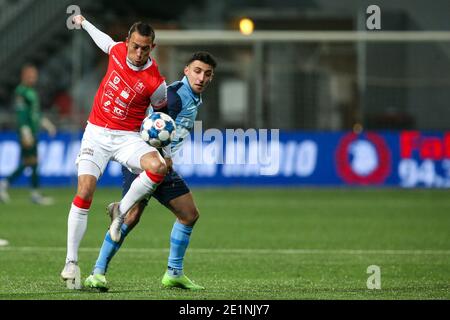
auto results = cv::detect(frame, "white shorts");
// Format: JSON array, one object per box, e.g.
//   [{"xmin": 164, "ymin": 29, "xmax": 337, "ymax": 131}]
[{"xmin": 76, "ymin": 122, "xmax": 157, "ymax": 178}]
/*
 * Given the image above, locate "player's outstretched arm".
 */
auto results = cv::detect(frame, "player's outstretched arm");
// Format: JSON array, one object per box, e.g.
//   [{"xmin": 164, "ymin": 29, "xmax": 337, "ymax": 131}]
[{"xmin": 73, "ymin": 15, "xmax": 117, "ymax": 54}]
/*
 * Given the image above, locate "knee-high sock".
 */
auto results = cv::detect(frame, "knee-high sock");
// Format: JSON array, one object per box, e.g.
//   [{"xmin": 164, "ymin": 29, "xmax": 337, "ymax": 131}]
[
  {"xmin": 118, "ymin": 171, "xmax": 164, "ymax": 216},
  {"xmin": 168, "ymin": 221, "xmax": 193, "ymax": 275},
  {"xmin": 93, "ymin": 224, "xmax": 129, "ymax": 275},
  {"xmin": 66, "ymin": 196, "xmax": 91, "ymax": 263}
]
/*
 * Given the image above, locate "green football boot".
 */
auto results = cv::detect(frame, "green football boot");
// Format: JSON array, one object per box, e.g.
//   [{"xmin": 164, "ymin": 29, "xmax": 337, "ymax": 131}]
[
  {"xmin": 161, "ymin": 271, "xmax": 205, "ymax": 290},
  {"xmin": 84, "ymin": 274, "xmax": 109, "ymax": 292}
]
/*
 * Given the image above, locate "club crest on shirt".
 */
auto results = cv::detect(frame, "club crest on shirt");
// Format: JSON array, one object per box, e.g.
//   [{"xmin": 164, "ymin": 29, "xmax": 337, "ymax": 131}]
[{"xmin": 134, "ymin": 81, "xmax": 146, "ymax": 94}]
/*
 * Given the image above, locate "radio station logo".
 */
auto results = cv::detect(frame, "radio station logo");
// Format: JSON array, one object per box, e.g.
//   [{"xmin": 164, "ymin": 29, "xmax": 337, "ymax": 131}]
[{"xmin": 335, "ymin": 132, "xmax": 391, "ymax": 185}]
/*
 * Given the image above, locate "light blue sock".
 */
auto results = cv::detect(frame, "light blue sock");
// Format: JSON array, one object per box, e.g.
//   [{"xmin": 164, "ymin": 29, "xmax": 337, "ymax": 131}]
[
  {"xmin": 168, "ymin": 221, "xmax": 193, "ymax": 276},
  {"xmin": 93, "ymin": 224, "xmax": 129, "ymax": 275}
]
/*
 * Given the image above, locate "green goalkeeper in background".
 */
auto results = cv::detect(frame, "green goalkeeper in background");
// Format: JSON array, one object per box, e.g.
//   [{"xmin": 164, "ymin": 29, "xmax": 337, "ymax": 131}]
[{"xmin": 0, "ymin": 64, "xmax": 56, "ymax": 205}]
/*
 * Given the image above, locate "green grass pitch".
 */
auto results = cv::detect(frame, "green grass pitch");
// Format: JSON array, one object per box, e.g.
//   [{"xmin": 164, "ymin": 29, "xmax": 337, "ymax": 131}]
[{"xmin": 0, "ymin": 187, "xmax": 449, "ymax": 300}]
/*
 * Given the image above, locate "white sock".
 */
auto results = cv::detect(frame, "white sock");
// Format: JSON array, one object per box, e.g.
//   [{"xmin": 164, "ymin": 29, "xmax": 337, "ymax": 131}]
[
  {"xmin": 66, "ymin": 204, "xmax": 88, "ymax": 263},
  {"xmin": 118, "ymin": 171, "xmax": 161, "ymax": 216}
]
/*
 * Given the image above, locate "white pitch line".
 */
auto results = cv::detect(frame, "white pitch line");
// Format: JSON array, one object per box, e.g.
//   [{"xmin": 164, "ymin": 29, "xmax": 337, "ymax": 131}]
[{"xmin": 0, "ymin": 246, "xmax": 449, "ymax": 255}]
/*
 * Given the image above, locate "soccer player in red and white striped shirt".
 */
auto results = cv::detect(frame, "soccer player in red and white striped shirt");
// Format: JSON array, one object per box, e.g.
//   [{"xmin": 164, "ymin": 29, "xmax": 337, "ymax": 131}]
[{"xmin": 61, "ymin": 15, "xmax": 170, "ymax": 282}]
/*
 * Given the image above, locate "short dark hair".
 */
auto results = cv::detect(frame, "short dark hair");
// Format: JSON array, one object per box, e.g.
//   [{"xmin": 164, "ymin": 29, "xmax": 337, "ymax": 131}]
[
  {"xmin": 187, "ymin": 51, "xmax": 217, "ymax": 69},
  {"xmin": 128, "ymin": 22, "xmax": 155, "ymax": 42}
]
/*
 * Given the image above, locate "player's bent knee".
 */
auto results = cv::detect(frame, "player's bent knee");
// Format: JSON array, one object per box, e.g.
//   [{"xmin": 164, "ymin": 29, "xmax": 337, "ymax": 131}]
[
  {"xmin": 76, "ymin": 178, "xmax": 97, "ymax": 202},
  {"xmin": 141, "ymin": 153, "xmax": 167, "ymax": 176},
  {"xmin": 181, "ymin": 209, "xmax": 199, "ymax": 226},
  {"xmin": 146, "ymin": 160, "xmax": 167, "ymax": 176},
  {"xmin": 76, "ymin": 193, "xmax": 89, "ymax": 202},
  {"xmin": 76, "ymin": 183, "xmax": 94, "ymax": 200}
]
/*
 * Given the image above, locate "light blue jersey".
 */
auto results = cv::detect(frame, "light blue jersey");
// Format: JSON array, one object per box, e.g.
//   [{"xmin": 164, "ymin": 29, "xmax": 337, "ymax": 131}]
[
  {"xmin": 166, "ymin": 76, "xmax": 202, "ymax": 154},
  {"xmin": 150, "ymin": 76, "xmax": 202, "ymax": 155}
]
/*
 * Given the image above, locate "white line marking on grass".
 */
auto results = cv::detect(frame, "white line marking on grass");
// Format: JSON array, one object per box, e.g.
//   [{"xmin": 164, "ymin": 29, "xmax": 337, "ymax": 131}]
[{"xmin": 0, "ymin": 247, "xmax": 449, "ymax": 255}]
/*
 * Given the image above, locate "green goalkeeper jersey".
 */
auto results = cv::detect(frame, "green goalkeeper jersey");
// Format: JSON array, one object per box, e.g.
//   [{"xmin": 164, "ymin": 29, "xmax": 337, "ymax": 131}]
[{"xmin": 14, "ymin": 84, "xmax": 41, "ymax": 137}]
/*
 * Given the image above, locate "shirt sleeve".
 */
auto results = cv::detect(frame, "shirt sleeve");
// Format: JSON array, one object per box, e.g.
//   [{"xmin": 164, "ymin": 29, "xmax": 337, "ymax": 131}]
[
  {"xmin": 81, "ymin": 20, "xmax": 117, "ymax": 54},
  {"xmin": 150, "ymin": 81, "xmax": 168, "ymax": 110}
]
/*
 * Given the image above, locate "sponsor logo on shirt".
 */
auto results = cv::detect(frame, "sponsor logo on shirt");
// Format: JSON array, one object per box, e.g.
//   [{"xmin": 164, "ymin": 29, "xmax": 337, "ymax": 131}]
[
  {"xmin": 115, "ymin": 98, "xmax": 128, "ymax": 108},
  {"xmin": 120, "ymin": 88, "xmax": 130, "ymax": 100},
  {"xmin": 108, "ymin": 81, "xmax": 119, "ymax": 91},
  {"xmin": 113, "ymin": 107, "xmax": 125, "ymax": 118},
  {"xmin": 134, "ymin": 81, "xmax": 145, "ymax": 94}
]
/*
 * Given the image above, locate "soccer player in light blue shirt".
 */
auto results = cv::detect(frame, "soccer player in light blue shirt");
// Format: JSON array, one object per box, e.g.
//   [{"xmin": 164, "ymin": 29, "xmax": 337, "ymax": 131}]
[{"xmin": 85, "ymin": 52, "xmax": 217, "ymax": 291}]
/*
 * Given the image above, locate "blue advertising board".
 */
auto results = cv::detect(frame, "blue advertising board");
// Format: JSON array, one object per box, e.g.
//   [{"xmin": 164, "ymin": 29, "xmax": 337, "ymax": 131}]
[{"xmin": 0, "ymin": 130, "xmax": 449, "ymax": 188}]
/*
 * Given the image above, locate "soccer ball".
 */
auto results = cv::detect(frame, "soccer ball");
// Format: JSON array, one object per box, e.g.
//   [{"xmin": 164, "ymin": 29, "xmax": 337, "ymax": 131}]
[{"xmin": 140, "ymin": 112, "xmax": 176, "ymax": 148}]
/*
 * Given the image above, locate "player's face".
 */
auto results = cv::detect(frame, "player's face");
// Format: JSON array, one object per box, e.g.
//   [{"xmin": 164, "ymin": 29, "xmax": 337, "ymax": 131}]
[
  {"xmin": 22, "ymin": 67, "xmax": 38, "ymax": 87},
  {"xmin": 126, "ymin": 32, "xmax": 155, "ymax": 67},
  {"xmin": 184, "ymin": 61, "xmax": 214, "ymax": 94}
]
